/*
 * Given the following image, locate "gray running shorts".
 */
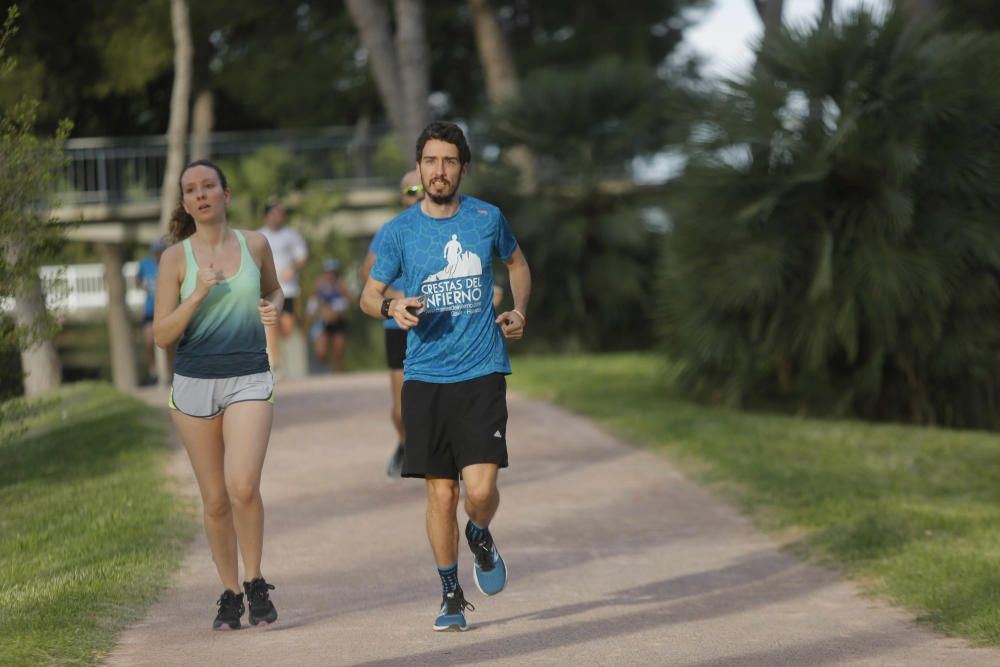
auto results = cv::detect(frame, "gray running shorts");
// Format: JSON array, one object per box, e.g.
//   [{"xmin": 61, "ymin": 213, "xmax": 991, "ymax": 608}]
[{"xmin": 169, "ymin": 371, "xmax": 274, "ymax": 419}]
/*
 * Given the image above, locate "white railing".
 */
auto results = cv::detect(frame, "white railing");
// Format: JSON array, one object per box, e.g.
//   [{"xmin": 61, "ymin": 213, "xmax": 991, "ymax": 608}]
[
  {"xmin": 1, "ymin": 263, "xmax": 147, "ymax": 317},
  {"xmin": 59, "ymin": 125, "xmax": 392, "ymax": 206}
]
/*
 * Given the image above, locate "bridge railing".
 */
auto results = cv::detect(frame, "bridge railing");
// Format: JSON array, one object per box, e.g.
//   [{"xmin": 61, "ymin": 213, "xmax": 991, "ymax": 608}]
[
  {"xmin": 1, "ymin": 264, "xmax": 146, "ymax": 319},
  {"xmin": 59, "ymin": 125, "xmax": 393, "ymax": 206}
]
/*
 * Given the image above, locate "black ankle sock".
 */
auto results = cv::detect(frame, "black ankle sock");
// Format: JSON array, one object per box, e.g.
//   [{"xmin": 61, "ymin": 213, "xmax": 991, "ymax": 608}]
[
  {"xmin": 438, "ymin": 563, "xmax": 459, "ymax": 595},
  {"xmin": 465, "ymin": 520, "xmax": 489, "ymax": 543}
]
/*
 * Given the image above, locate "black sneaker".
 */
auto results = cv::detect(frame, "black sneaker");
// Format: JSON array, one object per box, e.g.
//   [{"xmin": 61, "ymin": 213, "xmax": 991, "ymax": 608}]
[
  {"xmin": 433, "ymin": 588, "xmax": 474, "ymax": 631},
  {"xmin": 385, "ymin": 442, "xmax": 405, "ymax": 479},
  {"xmin": 243, "ymin": 577, "xmax": 278, "ymax": 626},
  {"xmin": 212, "ymin": 590, "xmax": 244, "ymax": 630}
]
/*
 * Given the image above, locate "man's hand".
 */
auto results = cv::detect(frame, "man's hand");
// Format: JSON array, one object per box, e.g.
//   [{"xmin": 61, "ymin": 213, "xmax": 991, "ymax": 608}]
[
  {"xmin": 495, "ymin": 310, "xmax": 525, "ymax": 340},
  {"xmin": 391, "ymin": 295, "xmax": 425, "ymax": 330}
]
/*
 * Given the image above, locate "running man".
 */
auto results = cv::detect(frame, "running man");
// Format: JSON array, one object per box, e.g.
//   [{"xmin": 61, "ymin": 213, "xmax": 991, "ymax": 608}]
[{"xmin": 360, "ymin": 122, "xmax": 531, "ymax": 631}]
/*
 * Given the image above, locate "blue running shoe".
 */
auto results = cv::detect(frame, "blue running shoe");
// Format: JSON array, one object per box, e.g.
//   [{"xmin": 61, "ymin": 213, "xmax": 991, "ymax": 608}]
[
  {"xmin": 469, "ymin": 530, "xmax": 507, "ymax": 596},
  {"xmin": 433, "ymin": 589, "xmax": 473, "ymax": 632}
]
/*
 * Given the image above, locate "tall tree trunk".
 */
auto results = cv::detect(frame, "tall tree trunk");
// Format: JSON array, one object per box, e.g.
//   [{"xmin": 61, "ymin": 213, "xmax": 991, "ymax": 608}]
[
  {"xmin": 749, "ymin": 0, "xmax": 785, "ymax": 169},
  {"xmin": 808, "ymin": 0, "xmax": 835, "ymax": 125},
  {"xmin": 821, "ymin": 0, "xmax": 834, "ymax": 23},
  {"xmin": 345, "ymin": 0, "xmax": 406, "ymax": 150},
  {"xmin": 469, "ymin": 0, "xmax": 518, "ymax": 102},
  {"xmin": 468, "ymin": 0, "xmax": 536, "ymax": 191},
  {"xmin": 752, "ymin": 0, "xmax": 786, "ymax": 43},
  {"xmin": 393, "ymin": 0, "xmax": 430, "ymax": 160},
  {"xmin": 97, "ymin": 243, "xmax": 137, "ymax": 390},
  {"xmin": 189, "ymin": 88, "xmax": 214, "ymax": 161},
  {"xmin": 12, "ymin": 278, "xmax": 61, "ymax": 398},
  {"xmin": 898, "ymin": 0, "xmax": 935, "ymax": 17},
  {"xmin": 351, "ymin": 113, "xmax": 373, "ymax": 179},
  {"xmin": 5, "ymin": 238, "xmax": 61, "ymax": 397},
  {"xmin": 159, "ymin": 0, "xmax": 193, "ymax": 234}
]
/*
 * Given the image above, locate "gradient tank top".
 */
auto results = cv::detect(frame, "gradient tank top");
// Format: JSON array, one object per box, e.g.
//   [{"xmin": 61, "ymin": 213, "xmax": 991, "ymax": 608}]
[{"xmin": 173, "ymin": 229, "xmax": 270, "ymax": 378}]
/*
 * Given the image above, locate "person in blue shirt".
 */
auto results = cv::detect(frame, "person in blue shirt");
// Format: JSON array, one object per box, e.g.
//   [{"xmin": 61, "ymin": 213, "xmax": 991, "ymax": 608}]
[
  {"xmin": 360, "ymin": 122, "xmax": 532, "ymax": 632},
  {"xmin": 359, "ymin": 169, "xmax": 425, "ymax": 478},
  {"xmin": 136, "ymin": 239, "xmax": 167, "ymax": 385},
  {"xmin": 307, "ymin": 258, "xmax": 352, "ymax": 373}
]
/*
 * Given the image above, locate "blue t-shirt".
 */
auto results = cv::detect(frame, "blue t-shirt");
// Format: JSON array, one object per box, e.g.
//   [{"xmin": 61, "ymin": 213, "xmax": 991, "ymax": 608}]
[
  {"xmin": 368, "ymin": 221, "xmax": 406, "ymax": 331},
  {"xmin": 137, "ymin": 255, "xmax": 158, "ymax": 318},
  {"xmin": 371, "ymin": 195, "xmax": 519, "ymax": 383}
]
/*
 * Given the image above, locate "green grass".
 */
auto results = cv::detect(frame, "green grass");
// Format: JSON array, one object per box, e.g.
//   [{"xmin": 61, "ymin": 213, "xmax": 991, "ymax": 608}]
[
  {"xmin": 508, "ymin": 353, "xmax": 1000, "ymax": 645},
  {"xmin": 0, "ymin": 383, "xmax": 196, "ymax": 666}
]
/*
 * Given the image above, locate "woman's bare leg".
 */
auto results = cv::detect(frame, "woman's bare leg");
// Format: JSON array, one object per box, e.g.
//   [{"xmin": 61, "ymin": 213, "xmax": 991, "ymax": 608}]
[
  {"xmin": 221, "ymin": 400, "xmax": 274, "ymax": 581},
  {"xmin": 171, "ymin": 411, "xmax": 239, "ymax": 592}
]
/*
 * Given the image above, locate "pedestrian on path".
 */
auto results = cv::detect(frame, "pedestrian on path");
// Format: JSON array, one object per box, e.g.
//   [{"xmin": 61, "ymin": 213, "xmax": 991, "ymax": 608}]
[
  {"xmin": 258, "ymin": 199, "xmax": 308, "ymax": 378},
  {"xmin": 360, "ymin": 122, "xmax": 532, "ymax": 631},
  {"xmin": 137, "ymin": 238, "xmax": 167, "ymax": 385},
  {"xmin": 153, "ymin": 160, "xmax": 282, "ymax": 631},
  {"xmin": 359, "ymin": 169, "xmax": 425, "ymax": 479},
  {"xmin": 307, "ymin": 258, "xmax": 352, "ymax": 373}
]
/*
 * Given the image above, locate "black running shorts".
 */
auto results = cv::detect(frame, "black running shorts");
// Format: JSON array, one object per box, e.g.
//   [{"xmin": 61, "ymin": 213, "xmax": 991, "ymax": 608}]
[
  {"xmin": 385, "ymin": 328, "xmax": 407, "ymax": 370},
  {"xmin": 401, "ymin": 373, "xmax": 509, "ymax": 479}
]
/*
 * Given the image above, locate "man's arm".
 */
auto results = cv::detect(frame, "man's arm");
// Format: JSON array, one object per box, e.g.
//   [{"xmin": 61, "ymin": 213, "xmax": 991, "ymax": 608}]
[
  {"xmin": 360, "ymin": 251, "xmax": 402, "ymax": 299},
  {"xmin": 360, "ymin": 277, "xmax": 424, "ymax": 329},
  {"xmin": 495, "ymin": 247, "xmax": 530, "ymax": 340}
]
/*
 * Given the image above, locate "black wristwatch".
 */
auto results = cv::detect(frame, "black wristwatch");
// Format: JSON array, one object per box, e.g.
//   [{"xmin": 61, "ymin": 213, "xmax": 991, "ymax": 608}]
[{"xmin": 380, "ymin": 298, "xmax": 393, "ymax": 319}]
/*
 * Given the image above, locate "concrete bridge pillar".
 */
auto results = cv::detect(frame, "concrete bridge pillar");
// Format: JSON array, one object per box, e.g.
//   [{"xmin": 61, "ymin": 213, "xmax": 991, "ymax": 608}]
[{"xmin": 96, "ymin": 242, "xmax": 138, "ymax": 390}]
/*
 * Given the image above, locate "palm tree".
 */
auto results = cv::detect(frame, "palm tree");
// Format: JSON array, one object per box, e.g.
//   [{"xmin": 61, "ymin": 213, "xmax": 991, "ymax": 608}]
[
  {"xmin": 659, "ymin": 7, "xmax": 1000, "ymax": 428},
  {"xmin": 485, "ymin": 57, "xmax": 690, "ymax": 350}
]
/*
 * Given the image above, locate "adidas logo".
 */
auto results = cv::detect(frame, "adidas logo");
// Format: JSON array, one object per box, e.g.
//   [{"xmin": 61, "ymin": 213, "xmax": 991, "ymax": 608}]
[{"xmin": 493, "ymin": 430, "xmax": 503, "ymax": 438}]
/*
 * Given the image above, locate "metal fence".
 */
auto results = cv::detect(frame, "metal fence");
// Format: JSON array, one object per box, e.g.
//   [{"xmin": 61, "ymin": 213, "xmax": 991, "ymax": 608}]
[
  {"xmin": 1, "ymin": 263, "xmax": 147, "ymax": 318},
  {"xmin": 59, "ymin": 125, "xmax": 392, "ymax": 206}
]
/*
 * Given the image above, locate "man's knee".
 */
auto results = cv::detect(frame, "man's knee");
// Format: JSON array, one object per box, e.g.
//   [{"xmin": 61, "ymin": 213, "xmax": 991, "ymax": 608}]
[
  {"xmin": 464, "ymin": 483, "xmax": 497, "ymax": 510},
  {"xmin": 427, "ymin": 480, "xmax": 460, "ymax": 511}
]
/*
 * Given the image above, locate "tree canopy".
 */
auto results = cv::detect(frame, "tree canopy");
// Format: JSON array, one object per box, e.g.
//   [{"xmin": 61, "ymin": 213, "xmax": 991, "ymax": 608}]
[{"xmin": 658, "ymin": 6, "xmax": 1000, "ymax": 428}]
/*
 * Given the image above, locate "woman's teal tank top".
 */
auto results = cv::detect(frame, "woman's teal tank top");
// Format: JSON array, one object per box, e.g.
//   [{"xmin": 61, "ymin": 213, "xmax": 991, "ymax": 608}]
[{"xmin": 174, "ymin": 229, "xmax": 270, "ymax": 378}]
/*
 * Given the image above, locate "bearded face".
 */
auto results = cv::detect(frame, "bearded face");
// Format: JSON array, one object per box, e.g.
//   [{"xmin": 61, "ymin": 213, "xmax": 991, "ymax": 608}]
[{"xmin": 418, "ymin": 139, "xmax": 467, "ymax": 205}]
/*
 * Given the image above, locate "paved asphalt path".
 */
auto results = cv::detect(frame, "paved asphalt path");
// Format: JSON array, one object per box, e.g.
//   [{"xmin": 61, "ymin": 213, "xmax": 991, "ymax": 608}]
[{"xmin": 106, "ymin": 373, "xmax": 998, "ymax": 666}]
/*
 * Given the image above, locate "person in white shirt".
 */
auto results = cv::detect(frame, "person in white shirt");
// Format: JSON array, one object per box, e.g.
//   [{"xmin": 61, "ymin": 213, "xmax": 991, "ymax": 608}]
[{"xmin": 257, "ymin": 200, "xmax": 308, "ymax": 374}]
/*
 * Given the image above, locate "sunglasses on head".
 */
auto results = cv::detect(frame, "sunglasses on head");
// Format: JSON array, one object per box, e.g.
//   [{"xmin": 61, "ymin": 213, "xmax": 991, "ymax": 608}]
[{"xmin": 402, "ymin": 184, "xmax": 424, "ymax": 197}]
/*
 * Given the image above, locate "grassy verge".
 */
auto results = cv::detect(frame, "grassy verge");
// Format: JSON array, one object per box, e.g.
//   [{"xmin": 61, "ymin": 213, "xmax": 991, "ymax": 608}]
[
  {"xmin": 508, "ymin": 353, "xmax": 1000, "ymax": 645},
  {"xmin": 0, "ymin": 383, "xmax": 195, "ymax": 666}
]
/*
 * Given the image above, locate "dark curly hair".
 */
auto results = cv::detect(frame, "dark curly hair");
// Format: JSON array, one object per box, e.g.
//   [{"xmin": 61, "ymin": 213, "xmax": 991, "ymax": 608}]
[
  {"xmin": 168, "ymin": 160, "xmax": 230, "ymax": 243},
  {"xmin": 416, "ymin": 121, "xmax": 471, "ymax": 165}
]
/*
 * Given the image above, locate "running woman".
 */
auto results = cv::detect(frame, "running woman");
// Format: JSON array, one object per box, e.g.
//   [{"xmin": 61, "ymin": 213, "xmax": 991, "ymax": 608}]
[
  {"xmin": 153, "ymin": 160, "xmax": 282, "ymax": 630},
  {"xmin": 360, "ymin": 122, "xmax": 532, "ymax": 631}
]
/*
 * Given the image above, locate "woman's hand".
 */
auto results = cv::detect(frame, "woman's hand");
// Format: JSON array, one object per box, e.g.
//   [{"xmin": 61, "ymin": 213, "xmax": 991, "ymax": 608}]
[
  {"xmin": 194, "ymin": 265, "xmax": 221, "ymax": 300},
  {"xmin": 259, "ymin": 298, "xmax": 278, "ymax": 327}
]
